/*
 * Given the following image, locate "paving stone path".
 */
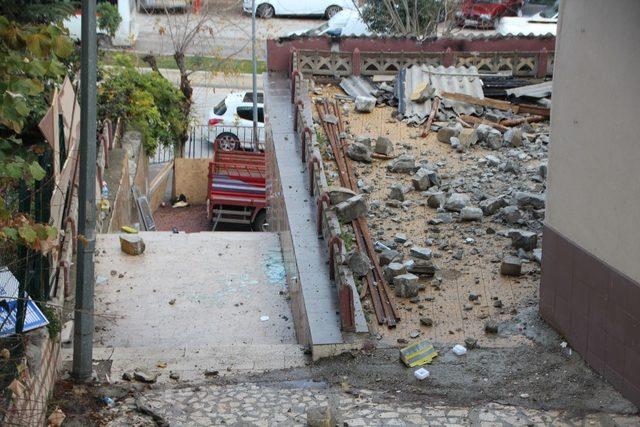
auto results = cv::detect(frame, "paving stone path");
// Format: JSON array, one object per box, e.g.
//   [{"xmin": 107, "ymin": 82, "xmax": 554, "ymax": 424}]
[{"xmin": 104, "ymin": 381, "xmax": 639, "ymax": 426}]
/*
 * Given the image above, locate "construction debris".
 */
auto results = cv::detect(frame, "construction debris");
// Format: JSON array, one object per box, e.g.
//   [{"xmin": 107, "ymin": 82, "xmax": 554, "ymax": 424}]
[{"xmin": 400, "ymin": 340, "xmax": 438, "ymax": 367}]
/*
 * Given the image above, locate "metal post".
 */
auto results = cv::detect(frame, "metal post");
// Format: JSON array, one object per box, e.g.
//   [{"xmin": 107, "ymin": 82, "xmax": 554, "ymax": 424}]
[
  {"xmin": 73, "ymin": 0, "xmax": 97, "ymax": 382},
  {"xmin": 251, "ymin": 0, "xmax": 259, "ymax": 151}
]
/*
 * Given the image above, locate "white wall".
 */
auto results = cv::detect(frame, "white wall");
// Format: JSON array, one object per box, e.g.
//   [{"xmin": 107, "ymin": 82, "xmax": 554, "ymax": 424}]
[{"xmin": 547, "ymin": 0, "xmax": 640, "ymax": 282}]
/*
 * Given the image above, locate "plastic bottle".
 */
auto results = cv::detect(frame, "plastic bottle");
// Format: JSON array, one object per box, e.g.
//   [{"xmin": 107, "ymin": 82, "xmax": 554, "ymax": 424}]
[{"xmin": 101, "ymin": 181, "xmax": 109, "ymax": 199}]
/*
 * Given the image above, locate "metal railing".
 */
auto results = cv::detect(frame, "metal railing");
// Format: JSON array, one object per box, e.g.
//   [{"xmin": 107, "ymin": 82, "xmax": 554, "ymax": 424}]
[{"xmin": 149, "ymin": 124, "xmax": 266, "ymax": 164}]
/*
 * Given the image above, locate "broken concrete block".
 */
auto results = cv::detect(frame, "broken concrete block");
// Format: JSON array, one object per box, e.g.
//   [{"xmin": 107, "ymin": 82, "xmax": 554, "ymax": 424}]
[
  {"xmin": 326, "ymin": 186, "xmax": 357, "ymax": 206},
  {"xmin": 347, "ymin": 142, "xmax": 372, "ymax": 163},
  {"xmin": 384, "ymin": 262, "xmax": 407, "ymax": 281},
  {"xmin": 426, "ymin": 192, "xmax": 446, "ymax": 209},
  {"xmin": 444, "ymin": 193, "xmax": 470, "ymax": 212},
  {"xmin": 386, "ymin": 154, "xmax": 416, "ymax": 173},
  {"xmin": 515, "ymin": 191, "xmax": 546, "ymax": 209},
  {"xmin": 500, "ymin": 255, "xmax": 523, "ymax": 276},
  {"xmin": 460, "ymin": 206, "xmax": 483, "ymax": 221},
  {"xmin": 437, "ymin": 126, "xmax": 460, "ymax": 143},
  {"xmin": 420, "ymin": 317, "xmax": 434, "ymax": 326},
  {"xmin": 307, "ymin": 405, "xmax": 336, "ymax": 427},
  {"xmin": 410, "ymin": 246, "xmax": 432, "ymax": 260},
  {"xmin": 394, "ymin": 273, "xmax": 420, "ymax": 298},
  {"xmin": 374, "ymin": 136, "xmax": 394, "ymax": 156},
  {"xmin": 334, "ymin": 194, "xmax": 368, "ymax": 223},
  {"xmin": 410, "ymin": 82, "xmax": 435, "ymax": 103},
  {"xmin": 504, "ymin": 127, "xmax": 523, "ymax": 147},
  {"xmin": 501, "ymin": 205, "xmax": 522, "ymax": 224},
  {"xmin": 379, "ymin": 249, "xmax": 402, "ymax": 266},
  {"xmin": 485, "ymin": 154, "xmax": 501, "ymax": 167},
  {"xmin": 458, "ymin": 128, "xmax": 479, "ymax": 149},
  {"xmin": 408, "ymin": 259, "xmax": 436, "ymax": 277},
  {"xmin": 355, "ymin": 95, "xmax": 376, "ymax": 113},
  {"xmin": 533, "ymin": 248, "xmax": 542, "ymax": 264},
  {"xmin": 355, "ymin": 135, "xmax": 372, "ymax": 148},
  {"xmin": 485, "ymin": 128, "xmax": 503, "ymax": 150},
  {"xmin": 480, "ymin": 196, "xmax": 508, "ymax": 216},
  {"xmin": 133, "ymin": 370, "xmax": 158, "ymax": 383},
  {"xmin": 120, "ymin": 234, "xmax": 145, "ymax": 256},
  {"xmin": 538, "ymin": 162, "xmax": 548, "ymax": 179},
  {"xmin": 412, "ymin": 168, "xmax": 439, "ymax": 191},
  {"xmin": 485, "ymin": 320, "xmax": 499, "ymax": 334},
  {"xmin": 389, "ymin": 184, "xmax": 405, "ymax": 201},
  {"xmin": 347, "ymin": 251, "xmax": 372, "ymax": 277},
  {"xmin": 508, "ymin": 229, "xmax": 538, "ymax": 251},
  {"xmin": 475, "ymin": 123, "xmax": 494, "ymax": 140}
]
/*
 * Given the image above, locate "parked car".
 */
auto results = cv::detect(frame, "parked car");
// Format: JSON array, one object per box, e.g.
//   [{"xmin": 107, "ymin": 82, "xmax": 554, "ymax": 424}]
[
  {"xmin": 64, "ymin": 0, "xmax": 139, "ymax": 47},
  {"xmin": 455, "ymin": 0, "xmax": 523, "ymax": 29},
  {"xmin": 497, "ymin": 3, "xmax": 558, "ymax": 36},
  {"xmin": 138, "ymin": 0, "xmax": 188, "ymax": 13},
  {"xmin": 208, "ymin": 92, "xmax": 266, "ymax": 151},
  {"xmin": 288, "ymin": 9, "xmax": 372, "ymax": 37},
  {"xmin": 243, "ymin": 0, "xmax": 356, "ymax": 19},
  {"xmin": 519, "ymin": 0, "xmax": 557, "ymax": 17}
]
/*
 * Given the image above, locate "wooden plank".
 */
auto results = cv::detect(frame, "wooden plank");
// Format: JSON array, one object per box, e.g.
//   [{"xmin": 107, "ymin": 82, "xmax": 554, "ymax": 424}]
[
  {"xmin": 514, "ymin": 103, "xmax": 551, "ymax": 118},
  {"xmin": 459, "ymin": 115, "xmax": 509, "ymax": 132},
  {"xmin": 421, "ymin": 97, "xmax": 441, "ymax": 138},
  {"xmin": 440, "ymin": 91, "xmax": 515, "ymax": 112},
  {"xmin": 500, "ymin": 115, "xmax": 545, "ymax": 127}
]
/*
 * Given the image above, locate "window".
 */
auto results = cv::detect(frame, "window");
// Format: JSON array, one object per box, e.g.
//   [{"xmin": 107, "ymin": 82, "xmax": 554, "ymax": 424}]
[
  {"xmin": 213, "ymin": 99, "xmax": 227, "ymax": 116},
  {"xmin": 236, "ymin": 106, "xmax": 265, "ymax": 123},
  {"xmin": 241, "ymin": 92, "xmax": 264, "ymax": 103}
]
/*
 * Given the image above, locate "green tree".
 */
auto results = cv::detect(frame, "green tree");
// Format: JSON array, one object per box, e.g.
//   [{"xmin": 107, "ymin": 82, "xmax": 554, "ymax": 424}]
[
  {"xmin": 0, "ymin": 16, "xmax": 74, "ymax": 251},
  {"xmin": 359, "ymin": 0, "xmax": 460, "ymax": 38},
  {"xmin": 0, "ymin": 0, "xmax": 77, "ymax": 24},
  {"xmin": 98, "ymin": 55, "xmax": 188, "ymax": 156},
  {"xmin": 97, "ymin": 1, "xmax": 122, "ymax": 39}
]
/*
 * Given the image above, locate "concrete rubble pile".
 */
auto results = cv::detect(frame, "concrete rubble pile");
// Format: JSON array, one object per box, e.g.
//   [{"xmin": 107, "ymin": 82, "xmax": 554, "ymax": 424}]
[{"xmin": 321, "ymin": 69, "xmax": 551, "ymax": 337}]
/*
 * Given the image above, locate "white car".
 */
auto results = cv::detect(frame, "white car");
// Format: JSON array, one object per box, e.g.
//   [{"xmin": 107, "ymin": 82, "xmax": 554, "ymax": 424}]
[
  {"xmin": 497, "ymin": 4, "xmax": 558, "ymax": 36},
  {"xmin": 208, "ymin": 92, "xmax": 266, "ymax": 151},
  {"xmin": 243, "ymin": 0, "xmax": 356, "ymax": 19},
  {"xmin": 290, "ymin": 9, "xmax": 372, "ymax": 37}
]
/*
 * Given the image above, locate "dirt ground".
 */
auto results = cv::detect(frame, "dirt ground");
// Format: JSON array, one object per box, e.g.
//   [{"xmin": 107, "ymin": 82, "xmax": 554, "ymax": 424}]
[{"xmin": 313, "ymin": 85, "xmax": 547, "ymax": 349}]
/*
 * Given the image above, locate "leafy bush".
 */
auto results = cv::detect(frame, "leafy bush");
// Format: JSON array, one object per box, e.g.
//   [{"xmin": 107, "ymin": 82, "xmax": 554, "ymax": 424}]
[
  {"xmin": 98, "ymin": 55, "xmax": 188, "ymax": 156},
  {"xmin": 360, "ymin": 0, "xmax": 450, "ymax": 38},
  {"xmin": 0, "ymin": 16, "xmax": 73, "ymax": 250},
  {"xmin": 97, "ymin": 2, "xmax": 122, "ymax": 38}
]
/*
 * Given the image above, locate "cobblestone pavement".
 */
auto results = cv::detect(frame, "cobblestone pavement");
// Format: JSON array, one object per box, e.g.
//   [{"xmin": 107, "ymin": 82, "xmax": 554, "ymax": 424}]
[{"xmin": 104, "ymin": 381, "xmax": 639, "ymax": 426}]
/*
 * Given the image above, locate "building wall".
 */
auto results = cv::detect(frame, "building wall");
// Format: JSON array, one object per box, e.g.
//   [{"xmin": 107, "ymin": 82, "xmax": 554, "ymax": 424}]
[{"xmin": 542, "ymin": 0, "xmax": 640, "ymax": 408}]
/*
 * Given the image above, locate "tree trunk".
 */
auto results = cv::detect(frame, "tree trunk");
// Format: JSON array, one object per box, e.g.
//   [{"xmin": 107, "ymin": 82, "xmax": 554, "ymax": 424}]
[
  {"xmin": 142, "ymin": 54, "xmax": 160, "ymax": 73},
  {"xmin": 173, "ymin": 51, "xmax": 192, "ymax": 156}
]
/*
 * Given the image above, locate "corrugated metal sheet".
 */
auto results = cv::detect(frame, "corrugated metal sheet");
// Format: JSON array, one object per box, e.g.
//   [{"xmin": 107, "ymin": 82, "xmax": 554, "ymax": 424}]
[
  {"xmin": 505, "ymin": 81, "xmax": 553, "ymax": 99},
  {"xmin": 398, "ymin": 65, "xmax": 485, "ymax": 123},
  {"xmin": 279, "ymin": 32, "xmax": 556, "ymax": 42},
  {"xmin": 339, "ymin": 75, "xmax": 378, "ymax": 99}
]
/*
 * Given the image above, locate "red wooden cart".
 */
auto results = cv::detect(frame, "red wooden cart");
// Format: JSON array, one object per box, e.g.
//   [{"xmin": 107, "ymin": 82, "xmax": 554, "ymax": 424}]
[{"xmin": 207, "ymin": 141, "xmax": 267, "ymax": 231}]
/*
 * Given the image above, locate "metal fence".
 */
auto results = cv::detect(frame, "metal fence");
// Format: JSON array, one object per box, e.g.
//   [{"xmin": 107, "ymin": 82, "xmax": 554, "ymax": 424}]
[{"xmin": 149, "ymin": 125, "xmax": 266, "ymax": 164}]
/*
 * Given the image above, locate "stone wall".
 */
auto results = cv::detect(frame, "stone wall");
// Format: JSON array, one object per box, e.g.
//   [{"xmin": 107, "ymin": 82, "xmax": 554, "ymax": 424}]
[{"xmin": 173, "ymin": 158, "xmax": 210, "ymax": 205}]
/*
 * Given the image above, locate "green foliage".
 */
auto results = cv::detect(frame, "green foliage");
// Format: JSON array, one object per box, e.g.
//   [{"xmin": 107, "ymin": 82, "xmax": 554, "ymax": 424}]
[
  {"xmin": 0, "ymin": 16, "xmax": 71, "ymax": 251},
  {"xmin": 98, "ymin": 56, "xmax": 188, "ymax": 156},
  {"xmin": 97, "ymin": 2, "xmax": 122, "ymax": 38},
  {"xmin": 0, "ymin": 0, "xmax": 77, "ymax": 24},
  {"xmin": 360, "ymin": 0, "xmax": 444, "ymax": 38},
  {"xmin": 39, "ymin": 303, "xmax": 61, "ymax": 339}
]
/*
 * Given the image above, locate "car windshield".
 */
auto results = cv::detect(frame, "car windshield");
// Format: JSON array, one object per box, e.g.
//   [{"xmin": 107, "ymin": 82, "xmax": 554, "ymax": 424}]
[
  {"xmin": 242, "ymin": 92, "xmax": 264, "ymax": 103},
  {"xmin": 539, "ymin": 5, "xmax": 559, "ymax": 18},
  {"xmin": 213, "ymin": 99, "xmax": 227, "ymax": 115}
]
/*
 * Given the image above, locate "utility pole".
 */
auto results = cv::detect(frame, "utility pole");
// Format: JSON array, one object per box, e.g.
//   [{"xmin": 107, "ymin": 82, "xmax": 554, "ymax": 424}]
[
  {"xmin": 73, "ymin": 0, "xmax": 97, "ymax": 381},
  {"xmin": 251, "ymin": 0, "xmax": 259, "ymax": 151}
]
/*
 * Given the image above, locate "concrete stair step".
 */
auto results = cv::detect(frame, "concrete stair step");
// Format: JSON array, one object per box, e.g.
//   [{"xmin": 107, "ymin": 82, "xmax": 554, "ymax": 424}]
[{"xmin": 61, "ymin": 344, "xmax": 309, "ymax": 383}]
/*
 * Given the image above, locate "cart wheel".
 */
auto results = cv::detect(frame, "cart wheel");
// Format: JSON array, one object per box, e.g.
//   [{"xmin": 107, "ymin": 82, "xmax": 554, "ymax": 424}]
[
  {"xmin": 217, "ymin": 133, "xmax": 239, "ymax": 151},
  {"xmin": 251, "ymin": 210, "xmax": 267, "ymax": 232}
]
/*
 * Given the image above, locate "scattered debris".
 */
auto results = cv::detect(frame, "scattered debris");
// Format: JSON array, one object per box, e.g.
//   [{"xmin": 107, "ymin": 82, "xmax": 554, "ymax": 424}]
[
  {"xmin": 133, "ymin": 370, "xmax": 158, "ymax": 383},
  {"xmin": 400, "ymin": 340, "xmax": 438, "ymax": 367},
  {"xmin": 119, "ymin": 234, "xmax": 146, "ymax": 255},
  {"xmin": 414, "ymin": 367, "xmax": 430, "ymax": 380},
  {"xmin": 452, "ymin": 344, "xmax": 468, "ymax": 356}
]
